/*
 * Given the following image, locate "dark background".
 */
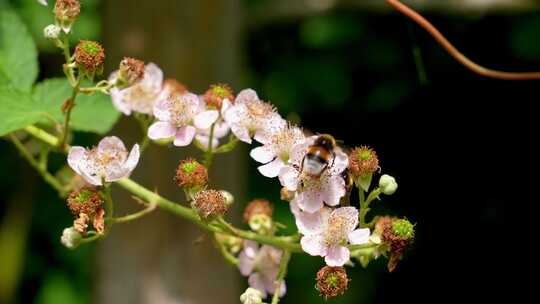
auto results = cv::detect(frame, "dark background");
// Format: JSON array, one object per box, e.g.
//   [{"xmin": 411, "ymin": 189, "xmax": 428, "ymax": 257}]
[{"xmin": 1, "ymin": 0, "xmax": 532, "ymax": 303}]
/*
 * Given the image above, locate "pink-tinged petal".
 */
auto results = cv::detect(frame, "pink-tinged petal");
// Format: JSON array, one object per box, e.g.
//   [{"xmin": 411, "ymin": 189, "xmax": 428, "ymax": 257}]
[
  {"xmin": 321, "ymin": 175, "xmax": 346, "ymax": 207},
  {"xmin": 212, "ymin": 121, "xmax": 230, "ymax": 138},
  {"xmin": 331, "ymin": 207, "xmax": 359, "ymax": 233},
  {"xmin": 153, "ymin": 98, "xmax": 171, "ymax": 122},
  {"xmin": 67, "ymin": 146, "xmax": 86, "ymax": 175},
  {"xmin": 278, "ymin": 166, "xmax": 299, "ymax": 191},
  {"xmin": 277, "ymin": 281, "xmax": 286, "ymax": 297},
  {"xmin": 301, "ymin": 235, "xmax": 327, "ymax": 256},
  {"xmin": 258, "ymin": 158, "xmax": 285, "ymax": 178},
  {"xmin": 243, "ymin": 240, "xmax": 259, "ymax": 259},
  {"xmin": 79, "ymin": 169, "xmax": 103, "ymax": 186},
  {"xmin": 194, "ymin": 135, "xmax": 219, "ymax": 151},
  {"xmin": 348, "ymin": 228, "xmax": 371, "ymax": 245},
  {"xmin": 98, "ymin": 136, "xmax": 126, "ymax": 153},
  {"xmin": 193, "ymin": 110, "xmax": 219, "ymax": 129},
  {"xmin": 238, "ymin": 251, "xmax": 256, "ymax": 276},
  {"xmin": 289, "ymin": 200, "xmax": 301, "ymax": 216},
  {"xmin": 288, "ymin": 140, "xmax": 311, "ymax": 166},
  {"xmin": 110, "ymin": 89, "xmax": 132, "ymax": 115},
  {"xmin": 235, "ymin": 89, "xmax": 259, "ymax": 105},
  {"xmin": 325, "ymin": 246, "xmax": 350, "ymax": 267},
  {"xmin": 294, "ymin": 207, "xmax": 328, "ymax": 236},
  {"xmin": 230, "ymin": 124, "xmax": 252, "ymax": 144},
  {"xmin": 221, "ymin": 98, "xmax": 232, "ymax": 115},
  {"xmin": 331, "ymin": 148, "xmax": 349, "ymax": 174},
  {"xmin": 248, "ymin": 273, "xmax": 268, "ymax": 299},
  {"xmin": 173, "ymin": 126, "xmax": 196, "ymax": 146},
  {"xmin": 148, "ymin": 122, "xmax": 177, "ymax": 140},
  {"xmin": 260, "ymin": 274, "xmax": 285, "ymax": 297},
  {"xmin": 182, "ymin": 93, "xmax": 200, "ymax": 109},
  {"xmin": 142, "ymin": 63, "xmax": 164, "ymax": 89},
  {"xmin": 223, "ymin": 104, "xmax": 241, "ymax": 125},
  {"xmin": 295, "ymin": 190, "xmax": 324, "ymax": 214},
  {"xmin": 250, "ymin": 146, "xmax": 275, "ymax": 164},
  {"xmin": 123, "ymin": 144, "xmax": 140, "ymax": 173}
]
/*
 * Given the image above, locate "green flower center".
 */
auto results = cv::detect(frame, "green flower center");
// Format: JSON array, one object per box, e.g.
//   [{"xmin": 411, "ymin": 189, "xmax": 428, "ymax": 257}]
[
  {"xmin": 392, "ymin": 219, "xmax": 415, "ymax": 239},
  {"xmin": 75, "ymin": 189, "xmax": 93, "ymax": 204},
  {"xmin": 212, "ymin": 86, "xmax": 228, "ymax": 97},
  {"xmin": 359, "ymin": 150, "xmax": 371, "ymax": 161},
  {"xmin": 182, "ymin": 162, "xmax": 198, "ymax": 174},
  {"xmin": 325, "ymin": 273, "xmax": 339, "ymax": 288},
  {"xmin": 81, "ymin": 42, "xmax": 101, "ymax": 56}
]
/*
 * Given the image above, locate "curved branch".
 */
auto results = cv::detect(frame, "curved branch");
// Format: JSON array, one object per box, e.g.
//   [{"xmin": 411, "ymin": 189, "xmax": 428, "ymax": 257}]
[{"xmin": 387, "ymin": 0, "xmax": 540, "ymax": 80}]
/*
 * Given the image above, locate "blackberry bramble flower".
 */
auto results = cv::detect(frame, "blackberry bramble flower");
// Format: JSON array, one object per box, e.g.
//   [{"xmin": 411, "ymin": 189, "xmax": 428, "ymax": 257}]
[
  {"xmin": 238, "ymin": 241, "xmax": 286, "ymax": 299},
  {"xmin": 279, "ymin": 136, "xmax": 349, "ymax": 213},
  {"xmin": 203, "ymin": 83, "xmax": 235, "ymax": 111},
  {"xmin": 243, "ymin": 199, "xmax": 273, "ymax": 234},
  {"xmin": 297, "ymin": 206, "xmax": 370, "ymax": 266},
  {"xmin": 349, "ymin": 146, "xmax": 380, "ymax": 191},
  {"xmin": 223, "ymin": 89, "xmax": 285, "ymax": 144},
  {"xmin": 250, "ymin": 124, "xmax": 305, "ymax": 178},
  {"xmin": 74, "ymin": 40, "xmax": 105, "ymax": 79},
  {"xmin": 174, "ymin": 158, "xmax": 208, "ymax": 191},
  {"xmin": 53, "ymin": 0, "xmax": 80, "ymax": 33},
  {"xmin": 191, "ymin": 189, "xmax": 228, "ymax": 220},
  {"xmin": 374, "ymin": 217, "xmax": 415, "ymax": 272},
  {"xmin": 67, "ymin": 136, "xmax": 140, "ymax": 186},
  {"xmin": 109, "ymin": 63, "xmax": 163, "ymax": 115},
  {"xmin": 148, "ymin": 92, "xmax": 218, "ymax": 146}
]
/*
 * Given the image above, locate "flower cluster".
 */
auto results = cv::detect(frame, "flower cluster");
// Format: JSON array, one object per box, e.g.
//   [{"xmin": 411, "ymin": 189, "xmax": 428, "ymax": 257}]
[{"xmin": 32, "ymin": 2, "xmax": 415, "ymax": 302}]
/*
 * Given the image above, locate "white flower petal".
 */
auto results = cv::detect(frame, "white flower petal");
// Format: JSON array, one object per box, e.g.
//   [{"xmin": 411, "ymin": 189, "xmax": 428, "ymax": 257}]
[
  {"xmin": 250, "ymin": 146, "xmax": 275, "ymax": 164},
  {"xmin": 348, "ymin": 228, "xmax": 371, "ymax": 245},
  {"xmin": 325, "ymin": 246, "xmax": 350, "ymax": 267},
  {"xmin": 278, "ymin": 166, "xmax": 298, "ymax": 191},
  {"xmin": 193, "ymin": 110, "xmax": 219, "ymax": 129},
  {"xmin": 153, "ymin": 98, "xmax": 171, "ymax": 122},
  {"xmin": 238, "ymin": 251, "xmax": 256, "ymax": 276},
  {"xmin": 321, "ymin": 175, "xmax": 346, "ymax": 207},
  {"xmin": 67, "ymin": 146, "xmax": 86, "ymax": 176},
  {"xmin": 295, "ymin": 190, "xmax": 324, "ymax": 214},
  {"xmin": 110, "ymin": 89, "xmax": 132, "ymax": 115},
  {"xmin": 142, "ymin": 63, "xmax": 164, "ymax": 89},
  {"xmin": 173, "ymin": 125, "xmax": 196, "ymax": 146},
  {"xmin": 248, "ymin": 273, "xmax": 268, "ymax": 299},
  {"xmin": 195, "ymin": 134, "xmax": 219, "ymax": 151},
  {"xmin": 258, "ymin": 158, "xmax": 284, "ymax": 178},
  {"xmin": 235, "ymin": 89, "xmax": 259, "ymax": 105},
  {"xmin": 330, "ymin": 207, "xmax": 359, "ymax": 233},
  {"xmin": 300, "ymin": 235, "xmax": 327, "ymax": 257},
  {"xmin": 230, "ymin": 124, "xmax": 252, "ymax": 144},
  {"xmin": 98, "ymin": 136, "xmax": 126, "ymax": 153},
  {"xmin": 148, "ymin": 122, "xmax": 177, "ymax": 140},
  {"xmin": 123, "ymin": 144, "xmax": 140, "ymax": 174}
]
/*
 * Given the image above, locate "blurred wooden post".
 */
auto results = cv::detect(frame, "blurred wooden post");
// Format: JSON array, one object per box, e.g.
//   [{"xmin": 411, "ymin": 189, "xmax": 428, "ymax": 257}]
[{"xmin": 98, "ymin": 1, "xmax": 245, "ymax": 303}]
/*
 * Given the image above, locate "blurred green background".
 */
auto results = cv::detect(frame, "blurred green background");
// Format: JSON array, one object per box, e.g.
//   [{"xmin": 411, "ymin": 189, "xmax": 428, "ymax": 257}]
[{"xmin": 1, "ymin": 0, "xmax": 535, "ymax": 303}]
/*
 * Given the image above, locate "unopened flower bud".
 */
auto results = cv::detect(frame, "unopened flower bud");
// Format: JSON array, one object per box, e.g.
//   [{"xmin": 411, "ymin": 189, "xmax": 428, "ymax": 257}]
[
  {"xmin": 67, "ymin": 186, "xmax": 103, "ymax": 216},
  {"xmin": 349, "ymin": 146, "xmax": 380, "ymax": 191},
  {"xmin": 116, "ymin": 57, "xmax": 145, "ymax": 88},
  {"xmin": 240, "ymin": 287, "xmax": 264, "ymax": 304},
  {"xmin": 316, "ymin": 266, "xmax": 349, "ymax": 300},
  {"xmin": 60, "ymin": 227, "xmax": 82, "ymax": 249},
  {"xmin": 203, "ymin": 83, "xmax": 234, "ymax": 110},
  {"xmin": 43, "ymin": 24, "xmax": 61, "ymax": 39},
  {"xmin": 175, "ymin": 158, "xmax": 208, "ymax": 190},
  {"xmin": 54, "ymin": 0, "xmax": 80, "ymax": 32},
  {"xmin": 243, "ymin": 199, "xmax": 273, "ymax": 234},
  {"xmin": 379, "ymin": 174, "xmax": 397, "ymax": 195},
  {"xmin": 280, "ymin": 187, "xmax": 294, "ymax": 202},
  {"xmin": 215, "ymin": 233, "xmax": 242, "ymax": 255},
  {"xmin": 220, "ymin": 190, "xmax": 235, "ymax": 206},
  {"xmin": 74, "ymin": 40, "xmax": 105, "ymax": 78},
  {"xmin": 191, "ymin": 189, "xmax": 228, "ymax": 220}
]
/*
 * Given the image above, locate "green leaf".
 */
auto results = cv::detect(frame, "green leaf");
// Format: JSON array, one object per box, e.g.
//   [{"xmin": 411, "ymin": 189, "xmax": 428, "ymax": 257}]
[
  {"xmin": 0, "ymin": 86, "xmax": 48, "ymax": 136},
  {"xmin": 33, "ymin": 78, "xmax": 121, "ymax": 134},
  {"xmin": 0, "ymin": 9, "xmax": 38, "ymax": 91}
]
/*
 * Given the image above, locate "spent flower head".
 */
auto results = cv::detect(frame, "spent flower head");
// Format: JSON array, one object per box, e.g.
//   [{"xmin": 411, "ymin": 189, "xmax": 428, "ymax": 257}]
[
  {"xmin": 116, "ymin": 57, "xmax": 145, "ymax": 88},
  {"xmin": 191, "ymin": 189, "xmax": 228, "ymax": 220},
  {"xmin": 74, "ymin": 40, "xmax": 105, "ymax": 78},
  {"xmin": 315, "ymin": 266, "xmax": 349, "ymax": 300},
  {"xmin": 175, "ymin": 158, "xmax": 208, "ymax": 190},
  {"xmin": 375, "ymin": 216, "xmax": 415, "ymax": 272},
  {"xmin": 66, "ymin": 186, "xmax": 103, "ymax": 215},
  {"xmin": 349, "ymin": 146, "xmax": 380, "ymax": 178},
  {"xmin": 67, "ymin": 136, "xmax": 140, "ymax": 186},
  {"xmin": 54, "ymin": 0, "xmax": 80, "ymax": 32},
  {"xmin": 204, "ymin": 83, "xmax": 234, "ymax": 110}
]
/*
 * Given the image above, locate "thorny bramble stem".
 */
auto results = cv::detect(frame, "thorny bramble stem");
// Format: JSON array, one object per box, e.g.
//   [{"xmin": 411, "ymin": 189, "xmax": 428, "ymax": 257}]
[
  {"xmin": 387, "ymin": 0, "xmax": 540, "ymax": 80},
  {"xmin": 59, "ymin": 75, "xmax": 81, "ymax": 149},
  {"xmin": 8, "ymin": 134, "xmax": 67, "ymax": 196}
]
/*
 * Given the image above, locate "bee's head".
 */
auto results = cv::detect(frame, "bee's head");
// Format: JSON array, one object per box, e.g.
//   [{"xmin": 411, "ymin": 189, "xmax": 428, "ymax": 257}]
[{"xmin": 314, "ymin": 134, "xmax": 336, "ymax": 151}]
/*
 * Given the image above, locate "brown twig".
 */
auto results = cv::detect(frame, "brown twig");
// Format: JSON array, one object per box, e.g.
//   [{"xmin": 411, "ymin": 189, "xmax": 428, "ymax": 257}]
[{"xmin": 386, "ymin": 0, "xmax": 540, "ymax": 80}]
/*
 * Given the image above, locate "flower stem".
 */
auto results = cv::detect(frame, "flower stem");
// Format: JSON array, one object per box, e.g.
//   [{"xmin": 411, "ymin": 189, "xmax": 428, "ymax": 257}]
[
  {"xmin": 203, "ymin": 122, "xmax": 216, "ymax": 168},
  {"xmin": 24, "ymin": 125, "xmax": 59, "ymax": 147},
  {"xmin": 386, "ymin": 0, "xmax": 540, "ymax": 80},
  {"xmin": 59, "ymin": 78, "xmax": 81, "ymax": 149},
  {"xmin": 213, "ymin": 233, "xmax": 238, "ymax": 265},
  {"xmin": 271, "ymin": 250, "xmax": 291, "ymax": 304},
  {"xmin": 80, "ymin": 233, "xmax": 102, "ymax": 244},
  {"xmin": 22, "ymin": 126, "xmax": 303, "ymax": 252},
  {"xmin": 102, "ymin": 186, "xmax": 114, "ymax": 232},
  {"xmin": 359, "ymin": 187, "xmax": 368, "ymax": 228},
  {"xmin": 111, "ymin": 200, "xmax": 156, "ymax": 224},
  {"xmin": 7, "ymin": 134, "xmax": 66, "ymax": 196}
]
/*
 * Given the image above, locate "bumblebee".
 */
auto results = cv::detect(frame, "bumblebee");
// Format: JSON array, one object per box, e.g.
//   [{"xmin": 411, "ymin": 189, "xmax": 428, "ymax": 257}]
[{"xmin": 300, "ymin": 134, "xmax": 337, "ymax": 178}]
